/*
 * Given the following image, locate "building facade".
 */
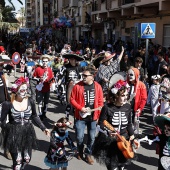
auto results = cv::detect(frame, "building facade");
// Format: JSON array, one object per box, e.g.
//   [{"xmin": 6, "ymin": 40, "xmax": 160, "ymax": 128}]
[
  {"xmin": 25, "ymin": 0, "xmax": 56, "ymax": 28},
  {"xmin": 25, "ymin": 0, "xmax": 170, "ymax": 48},
  {"xmin": 62, "ymin": 0, "xmax": 170, "ymax": 48}
]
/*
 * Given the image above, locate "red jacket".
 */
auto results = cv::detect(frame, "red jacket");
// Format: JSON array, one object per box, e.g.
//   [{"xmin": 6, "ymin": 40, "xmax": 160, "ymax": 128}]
[
  {"xmin": 70, "ymin": 81, "xmax": 104, "ymax": 120},
  {"xmin": 127, "ymin": 67, "xmax": 147, "ymax": 115}
]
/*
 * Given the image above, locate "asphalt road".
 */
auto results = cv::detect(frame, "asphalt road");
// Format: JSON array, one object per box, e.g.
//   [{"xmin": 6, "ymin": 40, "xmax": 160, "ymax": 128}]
[{"xmin": 0, "ymin": 72, "xmax": 159, "ymax": 170}]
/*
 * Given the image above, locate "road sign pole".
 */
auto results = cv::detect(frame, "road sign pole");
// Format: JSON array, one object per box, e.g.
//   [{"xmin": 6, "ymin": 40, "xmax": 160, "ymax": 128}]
[
  {"xmin": 14, "ymin": 65, "xmax": 16, "ymax": 78},
  {"xmin": 145, "ymin": 39, "xmax": 149, "ymax": 75}
]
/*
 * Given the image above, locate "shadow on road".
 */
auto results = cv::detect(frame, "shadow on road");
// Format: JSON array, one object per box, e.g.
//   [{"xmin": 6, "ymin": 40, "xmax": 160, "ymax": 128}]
[{"xmin": 0, "ymin": 163, "xmax": 12, "ymax": 170}]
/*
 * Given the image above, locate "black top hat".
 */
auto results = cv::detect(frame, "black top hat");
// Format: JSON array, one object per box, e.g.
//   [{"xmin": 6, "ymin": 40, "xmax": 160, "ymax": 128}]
[{"xmin": 62, "ymin": 53, "xmax": 84, "ymax": 61}]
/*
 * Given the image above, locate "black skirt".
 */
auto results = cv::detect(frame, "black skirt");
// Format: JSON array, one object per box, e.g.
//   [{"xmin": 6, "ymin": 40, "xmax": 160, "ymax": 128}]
[
  {"xmin": 92, "ymin": 132, "xmax": 130, "ymax": 167},
  {"xmin": 2, "ymin": 122, "xmax": 38, "ymax": 153}
]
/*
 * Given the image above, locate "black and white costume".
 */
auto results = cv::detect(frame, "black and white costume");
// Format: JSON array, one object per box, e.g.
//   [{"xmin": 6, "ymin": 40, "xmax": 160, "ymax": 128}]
[
  {"xmin": 151, "ymin": 133, "xmax": 170, "ymax": 170},
  {"xmin": 64, "ymin": 63, "xmax": 83, "ymax": 118},
  {"xmin": 93, "ymin": 103, "xmax": 134, "ymax": 169},
  {"xmin": 0, "ymin": 97, "xmax": 46, "ymax": 169}
]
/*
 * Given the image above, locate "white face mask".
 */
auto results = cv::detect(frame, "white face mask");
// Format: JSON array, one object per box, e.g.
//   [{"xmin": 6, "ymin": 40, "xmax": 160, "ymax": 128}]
[
  {"xmin": 42, "ymin": 60, "xmax": 49, "ymax": 67},
  {"xmin": 17, "ymin": 84, "xmax": 27, "ymax": 98},
  {"xmin": 128, "ymin": 69, "xmax": 135, "ymax": 82}
]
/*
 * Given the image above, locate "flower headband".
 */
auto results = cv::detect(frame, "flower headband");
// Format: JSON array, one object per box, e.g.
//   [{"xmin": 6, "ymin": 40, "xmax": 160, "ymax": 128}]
[
  {"xmin": 11, "ymin": 77, "xmax": 29, "ymax": 93},
  {"xmin": 111, "ymin": 80, "xmax": 129, "ymax": 94}
]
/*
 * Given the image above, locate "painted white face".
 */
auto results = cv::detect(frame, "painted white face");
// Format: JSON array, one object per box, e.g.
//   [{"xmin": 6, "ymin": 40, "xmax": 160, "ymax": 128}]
[
  {"xmin": 164, "ymin": 125, "xmax": 170, "ymax": 137},
  {"xmin": 42, "ymin": 59, "xmax": 49, "ymax": 67},
  {"xmin": 128, "ymin": 69, "xmax": 135, "ymax": 82},
  {"xmin": 17, "ymin": 84, "xmax": 27, "ymax": 98}
]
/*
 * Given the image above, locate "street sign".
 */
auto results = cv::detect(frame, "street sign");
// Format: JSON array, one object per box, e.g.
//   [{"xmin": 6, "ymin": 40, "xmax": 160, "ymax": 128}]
[
  {"xmin": 12, "ymin": 52, "xmax": 21, "ymax": 65},
  {"xmin": 141, "ymin": 23, "xmax": 156, "ymax": 39}
]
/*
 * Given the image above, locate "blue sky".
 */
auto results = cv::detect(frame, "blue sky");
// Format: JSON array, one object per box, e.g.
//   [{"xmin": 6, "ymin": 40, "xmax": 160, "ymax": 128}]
[{"xmin": 5, "ymin": 0, "xmax": 25, "ymax": 12}]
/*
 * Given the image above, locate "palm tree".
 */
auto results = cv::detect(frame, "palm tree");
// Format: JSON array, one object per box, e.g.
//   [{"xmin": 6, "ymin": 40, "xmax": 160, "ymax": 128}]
[
  {"xmin": 17, "ymin": 7, "xmax": 25, "ymax": 27},
  {"xmin": 0, "ymin": 5, "xmax": 18, "ymax": 36},
  {"xmin": 0, "ymin": 0, "xmax": 23, "ymax": 10},
  {"xmin": 1, "ymin": 5, "xmax": 16, "ymax": 22}
]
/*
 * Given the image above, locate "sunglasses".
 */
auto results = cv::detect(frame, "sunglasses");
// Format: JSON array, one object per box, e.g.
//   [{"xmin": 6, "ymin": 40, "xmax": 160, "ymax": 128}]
[
  {"xmin": 82, "ymin": 74, "xmax": 92, "ymax": 78},
  {"xmin": 128, "ymin": 74, "xmax": 134, "ymax": 76},
  {"xmin": 42, "ymin": 61, "xmax": 48, "ymax": 63}
]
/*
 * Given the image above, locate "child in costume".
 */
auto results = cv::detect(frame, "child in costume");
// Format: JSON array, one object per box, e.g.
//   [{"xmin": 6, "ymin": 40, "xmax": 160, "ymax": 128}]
[
  {"xmin": 44, "ymin": 117, "xmax": 77, "ymax": 170},
  {"xmin": 147, "ymin": 75, "xmax": 161, "ymax": 124},
  {"xmin": 154, "ymin": 113, "xmax": 170, "ymax": 170}
]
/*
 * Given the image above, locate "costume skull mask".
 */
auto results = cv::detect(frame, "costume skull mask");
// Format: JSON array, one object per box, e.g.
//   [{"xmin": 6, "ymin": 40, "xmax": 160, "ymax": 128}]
[
  {"xmin": 42, "ymin": 59, "xmax": 49, "ymax": 68},
  {"xmin": 17, "ymin": 84, "xmax": 28, "ymax": 98},
  {"xmin": 128, "ymin": 69, "xmax": 135, "ymax": 82}
]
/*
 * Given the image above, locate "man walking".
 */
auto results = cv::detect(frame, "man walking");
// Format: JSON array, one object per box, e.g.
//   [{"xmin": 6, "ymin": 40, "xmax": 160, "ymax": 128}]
[
  {"xmin": 70, "ymin": 65, "xmax": 104, "ymax": 165},
  {"xmin": 33, "ymin": 54, "xmax": 54, "ymax": 121}
]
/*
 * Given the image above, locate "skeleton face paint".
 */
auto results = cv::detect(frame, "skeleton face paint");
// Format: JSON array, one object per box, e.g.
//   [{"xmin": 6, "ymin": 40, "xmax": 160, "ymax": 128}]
[
  {"xmin": 128, "ymin": 69, "xmax": 135, "ymax": 82},
  {"xmin": 164, "ymin": 125, "xmax": 170, "ymax": 137},
  {"xmin": 17, "ymin": 84, "xmax": 27, "ymax": 98},
  {"xmin": 42, "ymin": 59, "xmax": 49, "ymax": 68}
]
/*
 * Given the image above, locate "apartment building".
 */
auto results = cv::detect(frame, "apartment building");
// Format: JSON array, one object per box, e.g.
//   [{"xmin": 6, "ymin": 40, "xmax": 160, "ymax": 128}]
[
  {"xmin": 25, "ymin": 0, "xmax": 170, "ymax": 47},
  {"xmin": 62, "ymin": 0, "xmax": 170, "ymax": 48},
  {"xmin": 25, "ymin": 0, "xmax": 57, "ymax": 28}
]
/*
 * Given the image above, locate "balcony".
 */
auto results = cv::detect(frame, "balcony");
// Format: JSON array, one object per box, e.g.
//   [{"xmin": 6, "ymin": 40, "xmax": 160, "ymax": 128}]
[{"xmin": 69, "ymin": 0, "xmax": 78, "ymax": 7}]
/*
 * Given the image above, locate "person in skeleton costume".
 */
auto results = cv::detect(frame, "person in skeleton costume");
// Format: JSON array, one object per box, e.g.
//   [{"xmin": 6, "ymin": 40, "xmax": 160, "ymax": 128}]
[
  {"xmin": 0, "ymin": 76, "xmax": 50, "ymax": 170},
  {"xmin": 70, "ymin": 66, "xmax": 104, "ymax": 165},
  {"xmin": 44, "ymin": 117, "xmax": 77, "ymax": 170},
  {"xmin": 62, "ymin": 53, "xmax": 84, "ymax": 119},
  {"xmin": 147, "ymin": 75, "xmax": 161, "ymax": 124},
  {"xmin": 92, "ymin": 79, "xmax": 140, "ymax": 170},
  {"xmin": 152, "ymin": 113, "xmax": 170, "ymax": 170},
  {"xmin": 33, "ymin": 54, "xmax": 54, "ymax": 121},
  {"xmin": 127, "ymin": 67, "xmax": 147, "ymax": 131}
]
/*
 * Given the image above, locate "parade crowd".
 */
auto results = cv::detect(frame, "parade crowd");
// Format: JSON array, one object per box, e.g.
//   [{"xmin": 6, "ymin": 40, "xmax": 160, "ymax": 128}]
[{"xmin": 1, "ymin": 33, "xmax": 170, "ymax": 170}]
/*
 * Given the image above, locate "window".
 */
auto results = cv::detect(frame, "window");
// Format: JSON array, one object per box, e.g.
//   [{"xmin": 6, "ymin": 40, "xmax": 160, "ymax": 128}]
[{"xmin": 163, "ymin": 25, "xmax": 170, "ymax": 49}]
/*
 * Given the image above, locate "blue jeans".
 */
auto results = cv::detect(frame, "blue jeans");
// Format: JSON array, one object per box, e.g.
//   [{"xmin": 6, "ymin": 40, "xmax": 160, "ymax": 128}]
[{"xmin": 75, "ymin": 120, "xmax": 97, "ymax": 155}]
